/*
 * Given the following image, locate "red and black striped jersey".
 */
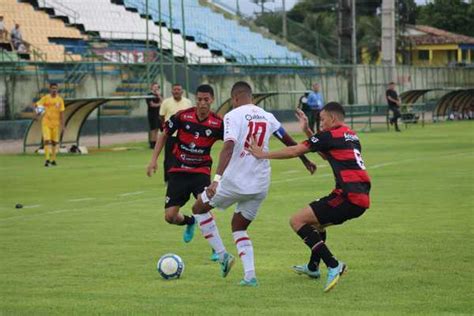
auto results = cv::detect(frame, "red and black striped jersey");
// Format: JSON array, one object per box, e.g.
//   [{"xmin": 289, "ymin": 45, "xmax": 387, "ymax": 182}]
[
  {"xmin": 164, "ymin": 107, "xmax": 223, "ymax": 175},
  {"xmin": 303, "ymin": 124, "xmax": 371, "ymax": 208}
]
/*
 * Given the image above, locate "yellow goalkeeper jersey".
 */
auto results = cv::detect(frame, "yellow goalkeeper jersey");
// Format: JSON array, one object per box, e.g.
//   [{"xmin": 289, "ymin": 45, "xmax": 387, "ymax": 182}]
[{"xmin": 36, "ymin": 94, "xmax": 65, "ymax": 128}]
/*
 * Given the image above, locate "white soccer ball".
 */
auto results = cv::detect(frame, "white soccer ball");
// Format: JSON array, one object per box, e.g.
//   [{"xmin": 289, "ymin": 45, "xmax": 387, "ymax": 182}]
[
  {"xmin": 35, "ymin": 105, "xmax": 45, "ymax": 115},
  {"xmin": 157, "ymin": 253, "xmax": 184, "ymax": 280}
]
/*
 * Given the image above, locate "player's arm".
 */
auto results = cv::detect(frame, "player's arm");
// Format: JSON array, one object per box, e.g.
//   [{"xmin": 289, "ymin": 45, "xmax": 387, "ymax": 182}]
[
  {"xmin": 146, "ymin": 132, "xmax": 169, "ymax": 177},
  {"xmin": 273, "ymin": 126, "xmax": 316, "ymax": 174},
  {"xmin": 249, "ymin": 139, "xmax": 309, "ymax": 160},
  {"xmin": 60, "ymin": 99, "xmax": 65, "ymax": 130},
  {"xmin": 206, "ymin": 140, "xmax": 234, "ymax": 198},
  {"xmin": 147, "ymin": 114, "xmax": 176, "ymax": 177},
  {"xmin": 33, "ymin": 96, "xmax": 45, "ymax": 121}
]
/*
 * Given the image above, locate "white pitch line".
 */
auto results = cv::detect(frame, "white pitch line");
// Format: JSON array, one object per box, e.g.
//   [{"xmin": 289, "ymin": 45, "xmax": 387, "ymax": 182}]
[
  {"xmin": 0, "ymin": 196, "xmax": 159, "ymax": 223},
  {"xmin": 23, "ymin": 204, "xmax": 41, "ymax": 209},
  {"xmin": 272, "ymin": 151, "xmax": 472, "ymax": 185},
  {"xmin": 119, "ymin": 191, "xmax": 145, "ymax": 197},
  {"xmin": 68, "ymin": 197, "xmax": 96, "ymax": 202}
]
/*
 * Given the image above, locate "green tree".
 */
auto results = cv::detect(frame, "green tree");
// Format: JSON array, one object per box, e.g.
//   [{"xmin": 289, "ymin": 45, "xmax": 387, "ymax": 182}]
[{"xmin": 417, "ymin": 0, "xmax": 474, "ymax": 37}]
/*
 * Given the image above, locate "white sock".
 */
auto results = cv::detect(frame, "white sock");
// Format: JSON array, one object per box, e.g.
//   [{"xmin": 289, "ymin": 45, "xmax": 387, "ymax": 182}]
[
  {"xmin": 233, "ymin": 230, "xmax": 255, "ymax": 281},
  {"xmin": 194, "ymin": 213, "xmax": 226, "ymax": 261}
]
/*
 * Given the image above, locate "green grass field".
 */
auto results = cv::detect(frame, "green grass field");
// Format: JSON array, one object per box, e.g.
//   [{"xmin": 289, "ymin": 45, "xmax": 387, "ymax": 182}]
[{"xmin": 0, "ymin": 122, "xmax": 473, "ymax": 315}]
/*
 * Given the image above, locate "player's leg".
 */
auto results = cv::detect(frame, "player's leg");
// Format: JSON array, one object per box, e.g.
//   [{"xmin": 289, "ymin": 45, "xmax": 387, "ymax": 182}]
[
  {"xmin": 290, "ymin": 205, "xmax": 346, "ymax": 292},
  {"xmin": 394, "ymin": 107, "xmax": 401, "ymax": 131},
  {"xmin": 192, "ymin": 188, "xmax": 235, "ymax": 276},
  {"xmin": 164, "ymin": 173, "xmax": 195, "ymax": 226},
  {"xmin": 149, "ymin": 129, "xmax": 158, "ymax": 149},
  {"xmin": 41, "ymin": 124, "xmax": 52, "ymax": 166},
  {"xmin": 232, "ymin": 192, "xmax": 266, "ymax": 287},
  {"xmin": 50, "ymin": 126, "xmax": 60, "ymax": 165}
]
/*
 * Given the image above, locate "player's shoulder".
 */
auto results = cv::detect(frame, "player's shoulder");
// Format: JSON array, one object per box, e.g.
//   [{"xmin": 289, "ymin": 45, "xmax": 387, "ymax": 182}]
[
  {"xmin": 328, "ymin": 125, "xmax": 358, "ymax": 140},
  {"xmin": 209, "ymin": 111, "xmax": 223, "ymax": 123},
  {"xmin": 175, "ymin": 107, "xmax": 195, "ymax": 119}
]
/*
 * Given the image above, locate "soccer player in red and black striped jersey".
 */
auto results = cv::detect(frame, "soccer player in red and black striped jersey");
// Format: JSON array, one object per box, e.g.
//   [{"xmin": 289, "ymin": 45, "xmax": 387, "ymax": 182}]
[
  {"xmin": 248, "ymin": 102, "xmax": 371, "ymax": 293},
  {"xmin": 147, "ymin": 84, "xmax": 223, "ymax": 251}
]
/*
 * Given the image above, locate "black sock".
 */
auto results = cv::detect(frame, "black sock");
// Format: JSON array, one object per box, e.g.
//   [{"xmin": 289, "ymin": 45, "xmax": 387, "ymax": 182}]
[
  {"xmin": 297, "ymin": 224, "xmax": 338, "ymax": 269},
  {"xmin": 307, "ymin": 230, "xmax": 327, "ymax": 271},
  {"xmin": 149, "ymin": 141, "xmax": 156, "ymax": 149},
  {"xmin": 177, "ymin": 215, "xmax": 195, "ymax": 226}
]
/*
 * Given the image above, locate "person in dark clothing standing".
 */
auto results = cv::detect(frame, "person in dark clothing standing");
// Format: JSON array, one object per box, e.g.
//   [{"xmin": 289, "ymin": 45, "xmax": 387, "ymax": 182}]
[
  {"xmin": 386, "ymin": 82, "xmax": 401, "ymax": 132},
  {"xmin": 146, "ymin": 82, "xmax": 163, "ymax": 148}
]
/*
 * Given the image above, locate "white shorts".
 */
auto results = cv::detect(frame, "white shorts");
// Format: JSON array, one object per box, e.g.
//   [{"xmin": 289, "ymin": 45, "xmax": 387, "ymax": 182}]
[{"xmin": 201, "ymin": 184, "xmax": 267, "ymax": 221}]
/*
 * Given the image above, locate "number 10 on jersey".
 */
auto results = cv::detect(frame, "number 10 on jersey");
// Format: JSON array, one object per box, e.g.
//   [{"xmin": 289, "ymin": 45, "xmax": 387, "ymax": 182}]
[{"xmin": 245, "ymin": 121, "xmax": 267, "ymax": 149}]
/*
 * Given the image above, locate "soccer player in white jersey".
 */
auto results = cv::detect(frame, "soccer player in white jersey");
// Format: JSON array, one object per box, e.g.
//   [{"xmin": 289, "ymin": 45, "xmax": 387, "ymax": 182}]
[{"xmin": 192, "ymin": 81, "xmax": 316, "ymax": 286}]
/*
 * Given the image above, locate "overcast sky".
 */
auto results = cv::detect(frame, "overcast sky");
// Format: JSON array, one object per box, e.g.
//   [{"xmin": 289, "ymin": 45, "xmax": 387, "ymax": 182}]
[{"xmin": 222, "ymin": 0, "xmax": 429, "ymax": 16}]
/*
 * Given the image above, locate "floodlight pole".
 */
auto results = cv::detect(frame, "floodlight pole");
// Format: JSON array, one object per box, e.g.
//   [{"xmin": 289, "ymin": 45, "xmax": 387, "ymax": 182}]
[
  {"xmin": 146, "ymin": 0, "xmax": 150, "ymax": 85},
  {"xmin": 351, "ymin": 0, "xmax": 358, "ymax": 104},
  {"xmin": 282, "ymin": 0, "xmax": 287, "ymax": 41},
  {"xmin": 169, "ymin": 0, "xmax": 176, "ymax": 83},
  {"xmin": 181, "ymin": 0, "xmax": 189, "ymax": 97},
  {"xmin": 158, "ymin": 0, "xmax": 164, "ymax": 90}
]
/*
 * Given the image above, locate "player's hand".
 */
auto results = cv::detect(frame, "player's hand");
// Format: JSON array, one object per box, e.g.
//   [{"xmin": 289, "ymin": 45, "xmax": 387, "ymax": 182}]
[
  {"xmin": 206, "ymin": 181, "xmax": 219, "ymax": 199},
  {"xmin": 146, "ymin": 161, "xmax": 158, "ymax": 177},
  {"xmin": 247, "ymin": 136, "xmax": 266, "ymax": 159},
  {"xmin": 304, "ymin": 160, "xmax": 317, "ymax": 175},
  {"xmin": 295, "ymin": 108, "xmax": 309, "ymax": 132}
]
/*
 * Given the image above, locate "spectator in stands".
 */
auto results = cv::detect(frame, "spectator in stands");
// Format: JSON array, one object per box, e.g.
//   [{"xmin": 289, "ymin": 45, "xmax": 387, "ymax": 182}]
[
  {"xmin": 0, "ymin": 17, "xmax": 7, "ymax": 42},
  {"xmin": 306, "ymin": 83, "xmax": 324, "ymax": 132},
  {"xmin": 11, "ymin": 24, "xmax": 24, "ymax": 52},
  {"xmin": 147, "ymin": 82, "xmax": 163, "ymax": 149},
  {"xmin": 159, "ymin": 83, "xmax": 192, "ymax": 182},
  {"xmin": 386, "ymin": 82, "xmax": 401, "ymax": 132}
]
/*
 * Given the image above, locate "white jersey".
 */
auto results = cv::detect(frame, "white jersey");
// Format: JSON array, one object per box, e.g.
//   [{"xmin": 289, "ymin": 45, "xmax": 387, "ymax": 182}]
[{"xmin": 221, "ymin": 104, "xmax": 281, "ymax": 194}]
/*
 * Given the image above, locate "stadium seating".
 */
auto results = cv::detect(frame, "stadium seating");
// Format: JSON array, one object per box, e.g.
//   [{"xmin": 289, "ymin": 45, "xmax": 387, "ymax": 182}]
[
  {"xmin": 122, "ymin": 0, "xmax": 307, "ymax": 65},
  {"xmin": 36, "ymin": 0, "xmax": 225, "ymax": 64},
  {"xmin": 0, "ymin": 0, "xmax": 84, "ymax": 62}
]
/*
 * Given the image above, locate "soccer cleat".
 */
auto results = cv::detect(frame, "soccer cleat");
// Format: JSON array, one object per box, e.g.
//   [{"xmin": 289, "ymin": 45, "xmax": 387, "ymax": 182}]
[
  {"xmin": 210, "ymin": 249, "xmax": 219, "ymax": 262},
  {"xmin": 324, "ymin": 261, "xmax": 347, "ymax": 293},
  {"xmin": 183, "ymin": 221, "xmax": 196, "ymax": 243},
  {"xmin": 220, "ymin": 253, "xmax": 235, "ymax": 278},
  {"xmin": 44, "ymin": 160, "xmax": 50, "ymax": 167},
  {"xmin": 292, "ymin": 264, "xmax": 321, "ymax": 279},
  {"xmin": 51, "ymin": 161, "xmax": 57, "ymax": 166},
  {"xmin": 239, "ymin": 278, "xmax": 258, "ymax": 287}
]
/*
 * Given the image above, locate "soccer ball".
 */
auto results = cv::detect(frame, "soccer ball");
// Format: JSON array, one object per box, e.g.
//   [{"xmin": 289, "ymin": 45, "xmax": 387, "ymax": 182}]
[
  {"xmin": 157, "ymin": 253, "xmax": 184, "ymax": 280},
  {"xmin": 35, "ymin": 105, "xmax": 45, "ymax": 115}
]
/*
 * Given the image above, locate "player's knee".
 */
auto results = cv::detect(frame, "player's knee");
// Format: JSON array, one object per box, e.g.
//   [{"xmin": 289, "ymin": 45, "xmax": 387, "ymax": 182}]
[
  {"xmin": 289, "ymin": 214, "xmax": 303, "ymax": 231},
  {"xmin": 164, "ymin": 212, "xmax": 178, "ymax": 224}
]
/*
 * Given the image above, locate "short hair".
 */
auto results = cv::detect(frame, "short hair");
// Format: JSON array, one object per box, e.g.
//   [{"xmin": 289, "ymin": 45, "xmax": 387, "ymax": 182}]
[
  {"xmin": 49, "ymin": 83, "xmax": 58, "ymax": 88},
  {"xmin": 322, "ymin": 102, "xmax": 345, "ymax": 118},
  {"xmin": 172, "ymin": 83, "xmax": 182, "ymax": 88},
  {"xmin": 231, "ymin": 81, "xmax": 252, "ymax": 97},
  {"xmin": 151, "ymin": 82, "xmax": 159, "ymax": 87},
  {"xmin": 388, "ymin": 82, "xmax": 395, "ymax": 85},
  {"xmin": 196, "ymin": 84, "xmax": 214, "ymax": 97}
]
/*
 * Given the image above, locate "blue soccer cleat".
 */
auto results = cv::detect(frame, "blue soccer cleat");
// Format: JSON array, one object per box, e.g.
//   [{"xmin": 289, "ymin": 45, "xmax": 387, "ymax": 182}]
[
  {"xmin": 292, "ymin": 264, "xmax": 321, "ymax": 279},
  {"xmin": 210, "ymin": 249, "xmax": 219, "ymax": 262},
  {"xmin": 239, "ymin": 278, "xmax": 258, "ymax": 287},
  {"xmin": 183, "ymin": 220, "xmax": 196, "ymax": 243},
  {"xmin": 220, "ymin": 253, "xmax": 235, "ymax": 278},
  {"xmin": 324, "ymin": 261, "xmax": 347, "ymax": 293}
]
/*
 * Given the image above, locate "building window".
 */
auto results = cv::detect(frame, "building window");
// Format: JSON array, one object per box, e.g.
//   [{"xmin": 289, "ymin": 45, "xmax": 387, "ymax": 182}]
[{"xmin": 418, "ymin": 50, "xmax": 429, "ymax": 60}]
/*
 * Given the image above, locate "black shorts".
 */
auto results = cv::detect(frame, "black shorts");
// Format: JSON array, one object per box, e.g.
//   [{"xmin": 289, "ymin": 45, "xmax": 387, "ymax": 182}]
[
  {"xmin": 165, "ymin": 172, "xmax": 210, "ymax": 208},
  {"xmin": 148, "ymin": 113, "xmax": 162, "ymax": 131},
  {"xmin": 309, "ymin": 193, "xmax": 366, "ymax": 226}
]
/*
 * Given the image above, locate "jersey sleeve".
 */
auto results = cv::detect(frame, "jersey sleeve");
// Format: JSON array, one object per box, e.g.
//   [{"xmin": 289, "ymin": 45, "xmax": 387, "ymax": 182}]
[
  {"xmin": 302, "ymin": 131, "xmax": 332, "ymax": 152},
  {"xmin": 36, "ymin": 96, "xmax": 47, "ymax": 106},
  {"xmin": 164, "ymin": 113, "xmax": 180, "ymax": 135},
  {"xmin": 223, "ymin": 113, "xmax": 238, "ymax": 143}
]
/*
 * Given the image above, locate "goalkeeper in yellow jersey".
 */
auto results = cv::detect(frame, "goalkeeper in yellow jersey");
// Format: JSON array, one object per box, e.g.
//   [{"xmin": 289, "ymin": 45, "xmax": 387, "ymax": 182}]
[{"xmin": 35, "ymin": 83, "xmax": 65, "ymax": 167}]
